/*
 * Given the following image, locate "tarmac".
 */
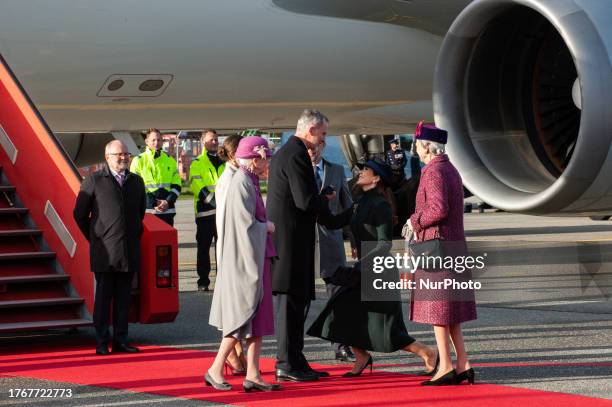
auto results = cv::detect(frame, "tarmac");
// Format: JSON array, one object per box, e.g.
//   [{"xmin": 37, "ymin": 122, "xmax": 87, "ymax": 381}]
[{"xmin": 1, "ymin": 199, "xmax": 610, "ymax": 405}]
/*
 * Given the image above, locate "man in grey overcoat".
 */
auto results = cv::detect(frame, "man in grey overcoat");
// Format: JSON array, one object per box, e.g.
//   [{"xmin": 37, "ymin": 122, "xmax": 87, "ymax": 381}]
[{"xmin": 309, "ymin": 140, "xmax": 355, "ymax": 362}]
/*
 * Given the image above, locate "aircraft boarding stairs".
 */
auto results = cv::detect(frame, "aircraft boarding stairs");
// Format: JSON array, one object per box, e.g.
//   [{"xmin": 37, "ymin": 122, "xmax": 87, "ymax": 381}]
[
  {"xmin": 0, "ymin": 166, "xmax": 90, "ymax": 332},
  {"xmin": 0, "ymin": 54, "xmax": 179, "ymax": 336}
]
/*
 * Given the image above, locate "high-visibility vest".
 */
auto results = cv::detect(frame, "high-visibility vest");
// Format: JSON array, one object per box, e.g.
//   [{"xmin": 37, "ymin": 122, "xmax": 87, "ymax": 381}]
[
  {"xmin": 189, "ymin": 151, "xmax": 224, "ymax": 217},
  {"xmin": 130, "ymin": 149, "xmax": 181, "ymax": 212}
]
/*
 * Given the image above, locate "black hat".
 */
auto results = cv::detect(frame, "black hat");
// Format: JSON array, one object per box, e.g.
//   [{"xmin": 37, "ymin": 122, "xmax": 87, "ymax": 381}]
[
  {"xmin": 389, "ymin": 137, "xmax": 400, "ymax": 145},
  {"xmin": 358, "ymin": 158, "xmax": 393, "ymax": 186}
]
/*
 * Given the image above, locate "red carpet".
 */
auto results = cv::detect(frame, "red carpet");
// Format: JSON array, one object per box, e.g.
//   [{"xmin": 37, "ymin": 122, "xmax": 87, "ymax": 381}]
[{"xmin": 1, "ymin": 339, "xmax": 610, "ymax": 406}]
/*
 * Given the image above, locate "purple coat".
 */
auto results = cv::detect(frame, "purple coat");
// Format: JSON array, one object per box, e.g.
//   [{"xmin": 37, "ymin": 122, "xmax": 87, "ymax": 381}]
[
  {"xmin": 410, "ymin": 155, "xmax": 464, "ymax": 243},
  {"xmin": 246, "ymin": 169, "xmax": 275, "ymax": 337},
  {"xmin": 409, "ymin": 155, "xmax": 477, "ymax": 325}
]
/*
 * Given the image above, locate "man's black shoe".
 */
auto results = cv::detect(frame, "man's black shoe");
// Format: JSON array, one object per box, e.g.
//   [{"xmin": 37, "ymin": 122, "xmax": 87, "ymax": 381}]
[
  {"xmin": 335, "ymin": 348, "xmax": 356, "ymax": 362},
  {"xmin": 95, "ymin": 346, "xmax": 110, "ymax": 356},
  {"xmin": 305, "ymin": 367, "xmax": 330, "ymax": 378},
  {"xmin": 275, "ymin": 369, "xmax": 318, "ymax": 382},
  {"xmin": 198, "ymin": 285, "xmax": 209, "ymax": 292},
  {"xmin": 112, "ymin": 343, "xmax": 140, "ymax": 353}
]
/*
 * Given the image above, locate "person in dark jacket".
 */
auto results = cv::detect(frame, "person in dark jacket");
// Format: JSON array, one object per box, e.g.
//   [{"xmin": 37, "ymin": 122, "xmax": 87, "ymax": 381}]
[
  {"xmin": 266, "ymin": 109, "xmax": 351, "ymax": 382},
  {"xmin": 73, "ymin": 140, "xmax": 146, "ymax": 356},
  {"xmin": 308, "ymin": 141, "xmax": 356, "ymax": 363},
  {"xmin": 385, "ymin": 137, "xmax": 407, "ymax": 188},
  {"xmin": 308, "ymin": 159, "xmax": 437, "ymax": 378}
]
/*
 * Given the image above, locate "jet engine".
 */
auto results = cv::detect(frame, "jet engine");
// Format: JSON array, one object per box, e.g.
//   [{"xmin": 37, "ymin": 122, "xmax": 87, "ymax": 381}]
[{"xmin": 434, "ymin": 0, "xmax": 612, "ymax": 215}]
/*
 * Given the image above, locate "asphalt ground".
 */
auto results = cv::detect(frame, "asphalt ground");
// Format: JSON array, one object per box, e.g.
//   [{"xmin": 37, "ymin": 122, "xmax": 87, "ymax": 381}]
[{"xmin": 1, "ymin": 200, "xmax": 611, "ymax": 405}]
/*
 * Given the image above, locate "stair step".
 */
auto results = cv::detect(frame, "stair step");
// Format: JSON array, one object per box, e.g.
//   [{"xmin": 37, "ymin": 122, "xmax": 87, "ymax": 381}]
[
  {"xmin": 0, "ymin": 318, "xmax": 92, "ymax": 332},
  {"xmin": 0, "ymin": 229, "xmax": 42, "ymax": 238},
  {"xmin": 0, "ymin": 274, "xmax": 69, "ymax": 284},
  {"xmin": 0, "ymin": 252, "xmax": 56, "ymax": 261},
  {"xmin": 0, "ymin": 297, "xmax": 84, "ymax": 309},
  {"xmin": 0, "ymin": 207, "xmax": 28, "ymax": 215}
]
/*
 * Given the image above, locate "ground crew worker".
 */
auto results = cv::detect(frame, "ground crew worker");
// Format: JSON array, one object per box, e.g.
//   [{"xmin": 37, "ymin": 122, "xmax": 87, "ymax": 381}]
[
  {"xmin": 130, "ymin": 128, "xmax": 181, "ymax": 226},
  {"xmin": 385, "ymin": 137, "xmax": 408, "ymax": 187},
  {"xmin": 189, "ymin": 129, "xmax": 225, "ymax": 291}
]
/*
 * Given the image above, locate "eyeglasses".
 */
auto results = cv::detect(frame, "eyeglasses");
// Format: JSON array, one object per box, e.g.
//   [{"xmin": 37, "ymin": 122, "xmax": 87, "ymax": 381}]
[{"xmin": 107, "ymin": 152, "xmax": 131, "ymax": 158}]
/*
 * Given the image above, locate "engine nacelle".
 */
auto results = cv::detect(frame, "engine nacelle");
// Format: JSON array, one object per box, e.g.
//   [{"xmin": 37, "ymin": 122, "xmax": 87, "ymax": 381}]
[{"xmin": 434, "ymin": 0, "xmax": 612, "ymax": 215}]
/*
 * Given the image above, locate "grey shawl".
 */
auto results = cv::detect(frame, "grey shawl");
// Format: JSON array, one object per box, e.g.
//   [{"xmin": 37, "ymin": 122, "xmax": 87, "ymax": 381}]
[
  {"xmin": 215, "ymin": 163, "xmax": 238, "ymax": 232},
  {"xmin": 209, "ymin": 168, "xmax": 267, "ymax": 336}
]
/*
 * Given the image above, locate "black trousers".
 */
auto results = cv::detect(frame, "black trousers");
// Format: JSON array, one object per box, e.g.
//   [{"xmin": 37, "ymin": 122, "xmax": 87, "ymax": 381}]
[
  {"xmin": 156, "ymin": 213, "xmax": 175, "ymax": 227},
  {"xmin": 325, "ymin": 281, "xmax": 350, "ymax": 353},
  {"xmin": 196, "ymin": 215, "xmax": 216, "ymax": 287},
  {"xmin": 274, "ymin": 293, "xmax": 311, "ymax": 371},
  {"xmin": 93, "ymin": 272, "xmax": 134, "ymax": 347}
]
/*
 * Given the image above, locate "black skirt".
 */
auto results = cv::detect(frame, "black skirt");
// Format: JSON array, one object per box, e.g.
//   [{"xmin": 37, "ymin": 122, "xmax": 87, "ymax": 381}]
[{"xmin": 307, "ymin": 286, "xmax": 415, "ymax": 353}]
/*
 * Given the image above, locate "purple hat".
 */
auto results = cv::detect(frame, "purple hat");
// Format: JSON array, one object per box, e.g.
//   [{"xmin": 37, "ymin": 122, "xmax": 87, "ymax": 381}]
[
  {"xmin": 414, "ymin": 121, "xmax": 448, "ymax": 144},
  {"xmin": 235, "ymin": 136, "xmax": 273, "ymax": 159}
]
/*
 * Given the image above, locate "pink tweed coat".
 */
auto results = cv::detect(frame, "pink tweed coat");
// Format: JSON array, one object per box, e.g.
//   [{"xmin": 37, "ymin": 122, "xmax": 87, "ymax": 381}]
[{"xmin": 409, "ymin": 154, "xmax": 477, "ymax": 325}]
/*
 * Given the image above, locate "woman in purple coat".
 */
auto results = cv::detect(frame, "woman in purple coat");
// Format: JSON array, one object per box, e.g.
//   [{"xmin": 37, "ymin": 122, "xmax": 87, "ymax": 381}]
[
  {"xmin": 407, "ymin": 123, "xmax": 477, "ymax": 386},
  {"xmin": 207, "ymin": 137, "xmax": 280, "ymax": 393}
]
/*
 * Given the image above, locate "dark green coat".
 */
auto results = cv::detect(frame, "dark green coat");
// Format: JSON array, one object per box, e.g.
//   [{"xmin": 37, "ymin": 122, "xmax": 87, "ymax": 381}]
[{"xmin": 307, "ymin": 190, "xmax": 415, "ymax": 352}]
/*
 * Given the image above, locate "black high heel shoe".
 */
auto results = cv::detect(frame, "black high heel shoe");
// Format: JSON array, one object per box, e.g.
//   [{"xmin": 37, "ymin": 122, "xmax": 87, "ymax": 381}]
[
  {"xmin": 224, "ymin": 361, "xmax": 246, "ymax": 376},
  {"xmin": 243, "ymin": 379, "xmax": 281, "ymax": 392},
  {"xmin": 342, "ymin": 355, "xmax": 373, "ymax": 377},
  {"xmin": 421, "ymin": 369, "xmax": 456, "ymax": 386},
  {"xmin": 455, "ymin": 368, "xmax": 475, "ymax": 384},
  {"xmin": 423, "ymin": 353, "xmax": 440, "ymax": 376}
]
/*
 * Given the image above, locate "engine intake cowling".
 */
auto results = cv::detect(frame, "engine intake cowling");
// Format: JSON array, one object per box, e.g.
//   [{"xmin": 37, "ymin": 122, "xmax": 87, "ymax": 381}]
[{"xmin": 434, "ymin": 0, "xmax": 612, "ymax": 215}]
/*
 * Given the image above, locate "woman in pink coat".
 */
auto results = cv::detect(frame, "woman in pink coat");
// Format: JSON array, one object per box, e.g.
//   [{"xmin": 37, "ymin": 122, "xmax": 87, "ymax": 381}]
[{"xmin": 407, "ymin": 123, "xmax": 477, "ymax": 386}]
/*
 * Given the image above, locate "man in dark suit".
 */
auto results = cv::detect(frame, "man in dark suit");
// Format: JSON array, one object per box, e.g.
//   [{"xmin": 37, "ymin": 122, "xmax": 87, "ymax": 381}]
[
  {"xmin": 267, "ymin": 109, "xmax": 342, "ymax": 382},
  {"xmin": 74, "ymin": 140, "xmax": 146, "ymax": 355}
]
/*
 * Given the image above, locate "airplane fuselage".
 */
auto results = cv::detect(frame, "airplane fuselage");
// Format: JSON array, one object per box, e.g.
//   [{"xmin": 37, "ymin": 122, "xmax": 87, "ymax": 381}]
[{"xmin": 0, "ymin": 0, "xmax": 462, "ymax": 134}]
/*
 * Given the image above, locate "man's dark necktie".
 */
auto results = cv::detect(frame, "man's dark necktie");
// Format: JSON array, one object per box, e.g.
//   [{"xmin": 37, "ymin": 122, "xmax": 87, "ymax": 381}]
[{"xmin": 315, "ymin": 166, "xmax": 322, "ymax": 191}]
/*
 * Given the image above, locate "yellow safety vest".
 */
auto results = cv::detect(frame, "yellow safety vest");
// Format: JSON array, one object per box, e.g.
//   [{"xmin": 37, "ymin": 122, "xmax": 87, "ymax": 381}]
[
  {"xmin": 189, "ymin": 150, "xmax": 224, "ymax": 216},
  {"xmin": 130, "ymin": 149, "xmax": 181, "ymax": 212}
]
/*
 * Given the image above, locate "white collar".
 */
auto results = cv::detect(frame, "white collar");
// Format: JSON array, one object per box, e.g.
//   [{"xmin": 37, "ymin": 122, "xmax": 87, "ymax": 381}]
[
  {"xmin": 110, "ymin": 169, "xmax": 126, "ymax": 178},
  {"xmin": 315, "ymin": 160, "xmax": 324, "ymax": 172}
]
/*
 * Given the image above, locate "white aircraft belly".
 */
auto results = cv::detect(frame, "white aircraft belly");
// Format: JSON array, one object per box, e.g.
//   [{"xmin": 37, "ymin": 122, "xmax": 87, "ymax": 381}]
[{"xmin": 0, "ymin": 0, "xmax": 441, "ymax": 133}]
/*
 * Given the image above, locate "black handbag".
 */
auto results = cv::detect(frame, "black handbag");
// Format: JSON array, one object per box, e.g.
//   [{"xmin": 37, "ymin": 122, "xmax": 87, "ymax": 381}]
[{"xmin": 408, "ymin": 238, "xmax": 467, "ymax": 272}]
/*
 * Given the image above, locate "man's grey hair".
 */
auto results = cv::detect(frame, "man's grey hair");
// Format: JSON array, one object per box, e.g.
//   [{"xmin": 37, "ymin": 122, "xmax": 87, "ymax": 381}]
[
  {"xmin": 417, "ymin": 139, "xmax": 446, "ymax": 156},
  {"xmin": 296, "ymin": 109, "xmax": 329, "ymax": 136},
  {"xmin": 105, "ymin": 140, "xmax": 126, "ymax": 155}
]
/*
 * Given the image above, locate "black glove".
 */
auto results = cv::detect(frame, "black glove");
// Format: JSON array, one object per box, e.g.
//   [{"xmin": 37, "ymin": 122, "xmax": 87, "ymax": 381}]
[
  {"xmin": 320, "ymin": 185, "xmax": 336, "ymax": 196},
  {"xmin": 317, "ymin": 204, "xmax": 353, "ymax": 229},
  {"xmin": 329, "ymin": 265, "xmax": 360, "ymax": 287}
]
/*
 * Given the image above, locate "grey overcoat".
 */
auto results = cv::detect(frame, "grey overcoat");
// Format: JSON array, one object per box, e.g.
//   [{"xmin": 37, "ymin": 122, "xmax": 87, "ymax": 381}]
[
  {"xmin": 209, "ymin": 168, "xmax": 268, "ymax": 336},
  {"xmin": 315, "ymin": 159, "xmax": 353, "ymax": 279}
]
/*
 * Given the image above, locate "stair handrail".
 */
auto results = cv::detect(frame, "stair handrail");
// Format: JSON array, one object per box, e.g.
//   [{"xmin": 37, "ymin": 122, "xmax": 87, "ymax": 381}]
[{"xmin": 0, "ymin": 54, "xmax": 178, "ymax": 323}]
